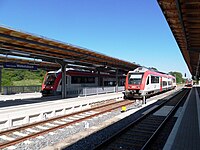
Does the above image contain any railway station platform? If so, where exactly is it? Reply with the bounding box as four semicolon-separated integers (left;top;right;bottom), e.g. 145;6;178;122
164;86;200;150
0;92;42;101
0;92;122;108
0;92;124;130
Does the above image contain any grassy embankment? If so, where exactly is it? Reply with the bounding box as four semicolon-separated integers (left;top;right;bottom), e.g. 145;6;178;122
2;68;46;86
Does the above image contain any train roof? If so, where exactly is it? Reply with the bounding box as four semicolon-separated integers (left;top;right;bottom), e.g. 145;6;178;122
129;67;175;78
48;68;75;74
47;68;120;77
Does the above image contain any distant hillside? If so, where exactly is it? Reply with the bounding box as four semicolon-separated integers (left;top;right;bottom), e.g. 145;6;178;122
2;68;46;86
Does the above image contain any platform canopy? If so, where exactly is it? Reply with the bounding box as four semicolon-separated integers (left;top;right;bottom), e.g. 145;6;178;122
158;0;200;78
0;26;139;74
0;55;60;71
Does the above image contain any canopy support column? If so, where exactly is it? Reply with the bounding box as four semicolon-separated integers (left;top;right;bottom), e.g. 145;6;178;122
56;60;67;99
0;67;2;94
116;69;118;93
97;70;101;86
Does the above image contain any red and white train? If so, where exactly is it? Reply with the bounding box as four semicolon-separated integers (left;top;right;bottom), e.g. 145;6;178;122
185;78;193;87
124;67;176;99
41;68;125;96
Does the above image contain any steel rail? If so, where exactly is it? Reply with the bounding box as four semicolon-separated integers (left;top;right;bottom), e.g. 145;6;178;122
94;89;188;150
141;89;189;149
0;100;128;136
0;100;134;149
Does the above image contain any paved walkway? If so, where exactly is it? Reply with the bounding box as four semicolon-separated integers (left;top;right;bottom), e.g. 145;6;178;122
164;86;200;150
0;92;123;109
0;92;42;101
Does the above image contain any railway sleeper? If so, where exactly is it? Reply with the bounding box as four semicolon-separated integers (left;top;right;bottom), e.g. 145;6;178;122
124;131;152;139
107;144;139;150
107;140;145;150
122;132;149;139
135;123;161;129
146;115;166;120
165;101;180;106
141;117;165;125
129;128;154;135
120;136;149;143
140;117;165;124
139;119;165;125
114;140;139;146
133;126;158;133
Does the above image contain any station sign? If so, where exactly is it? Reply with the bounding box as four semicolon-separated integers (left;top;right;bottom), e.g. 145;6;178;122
3;62;37;70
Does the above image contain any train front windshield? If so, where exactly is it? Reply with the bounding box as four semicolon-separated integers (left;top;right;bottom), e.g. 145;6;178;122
128;73;143;85
44;73;57;86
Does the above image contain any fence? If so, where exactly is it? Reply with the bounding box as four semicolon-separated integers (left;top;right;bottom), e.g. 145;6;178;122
66;86;124;97
1;86;124;96
2;86;41;95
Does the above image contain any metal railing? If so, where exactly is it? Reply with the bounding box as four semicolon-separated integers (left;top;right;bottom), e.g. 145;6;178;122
2;86;41;95
65;86;124;97
1;85;124;96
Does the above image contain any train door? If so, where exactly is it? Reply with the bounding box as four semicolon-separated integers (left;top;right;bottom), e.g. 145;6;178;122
57;75;69;92
145;76;151;93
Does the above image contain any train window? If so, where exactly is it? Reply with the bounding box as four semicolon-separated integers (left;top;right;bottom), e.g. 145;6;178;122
168;81;172;85
71;76;95;84
44;73;56;85
71;76;80;84
146;77;149;85
162;81;167;87
151;76;159;83
128;73;143;85
87;77;95;83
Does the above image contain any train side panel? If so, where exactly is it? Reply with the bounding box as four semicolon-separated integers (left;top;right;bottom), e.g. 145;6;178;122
124;67;176;99
41;69;125;96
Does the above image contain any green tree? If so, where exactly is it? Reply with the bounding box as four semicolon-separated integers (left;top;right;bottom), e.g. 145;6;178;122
149;67;158;71
169;71;183;83
2;68;46;86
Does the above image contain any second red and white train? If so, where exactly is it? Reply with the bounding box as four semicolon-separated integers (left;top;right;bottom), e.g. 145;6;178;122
41;68;125;96
124;67;176;99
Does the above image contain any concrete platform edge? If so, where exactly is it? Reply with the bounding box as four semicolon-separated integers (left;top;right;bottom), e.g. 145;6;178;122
195;88;200;135
163;88;193;150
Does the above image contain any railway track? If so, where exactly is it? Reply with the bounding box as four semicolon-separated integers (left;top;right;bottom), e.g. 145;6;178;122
0;99;134;149
94;89;190;150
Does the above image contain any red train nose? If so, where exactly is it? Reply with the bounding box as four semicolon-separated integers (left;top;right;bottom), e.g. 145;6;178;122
45;85;54;89
128;85;140;89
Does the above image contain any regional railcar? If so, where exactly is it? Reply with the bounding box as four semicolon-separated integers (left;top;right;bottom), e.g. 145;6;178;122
185;79;193;87
123;67;176;99
41;68;125;96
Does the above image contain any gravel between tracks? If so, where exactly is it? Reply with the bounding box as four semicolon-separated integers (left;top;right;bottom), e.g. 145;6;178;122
62;104;141;150
4;105;136;150
43;89;181;150
3;88;181;150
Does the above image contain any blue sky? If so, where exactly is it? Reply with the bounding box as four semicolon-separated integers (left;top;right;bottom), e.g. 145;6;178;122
0;0;191;77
